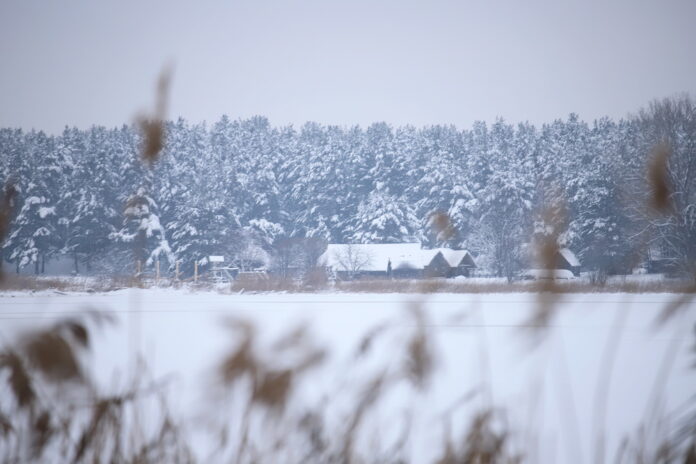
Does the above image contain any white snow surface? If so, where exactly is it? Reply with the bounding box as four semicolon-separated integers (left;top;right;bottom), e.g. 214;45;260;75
523;268;576;279
0;290;694;463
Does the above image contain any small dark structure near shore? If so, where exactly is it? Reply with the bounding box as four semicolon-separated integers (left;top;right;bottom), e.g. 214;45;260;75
555;248;581;276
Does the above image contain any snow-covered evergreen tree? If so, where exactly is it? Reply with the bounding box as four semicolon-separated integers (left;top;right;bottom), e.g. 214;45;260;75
65;127;120;272
475;120;534;280
351;187;419;244
112;187;174;273
5;131;62;273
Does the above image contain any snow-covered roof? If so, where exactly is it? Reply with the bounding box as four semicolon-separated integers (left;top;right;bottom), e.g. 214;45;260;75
523;243;580;269
558;248;580;267
433;249;475;267
208;256;225;263
319;243;423;272
393;249;439;270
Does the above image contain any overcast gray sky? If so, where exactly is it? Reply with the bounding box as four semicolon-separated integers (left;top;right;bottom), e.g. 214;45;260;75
1;0;694;133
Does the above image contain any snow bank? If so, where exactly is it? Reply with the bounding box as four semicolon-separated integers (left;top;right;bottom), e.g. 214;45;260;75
523;268;576;279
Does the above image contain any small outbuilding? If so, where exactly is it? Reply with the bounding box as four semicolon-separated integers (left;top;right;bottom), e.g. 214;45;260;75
556;248;581;276
206;255;240;282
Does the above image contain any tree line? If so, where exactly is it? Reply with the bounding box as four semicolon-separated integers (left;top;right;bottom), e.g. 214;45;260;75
0;95;694;279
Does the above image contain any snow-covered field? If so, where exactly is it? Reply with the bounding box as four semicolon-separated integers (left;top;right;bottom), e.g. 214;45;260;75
1;289;694;462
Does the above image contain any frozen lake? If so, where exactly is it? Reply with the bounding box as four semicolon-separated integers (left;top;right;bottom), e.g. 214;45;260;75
1;290;694;462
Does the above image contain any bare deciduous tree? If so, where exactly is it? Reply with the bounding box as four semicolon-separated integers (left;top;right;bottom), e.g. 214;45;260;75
333;244;373;279
633;95;696;279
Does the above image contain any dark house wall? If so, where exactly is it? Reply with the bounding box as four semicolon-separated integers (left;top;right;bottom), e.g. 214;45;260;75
554;253;580;276
392;268;423;279
336;270;388;280
424;254;450;278
452;254;477;277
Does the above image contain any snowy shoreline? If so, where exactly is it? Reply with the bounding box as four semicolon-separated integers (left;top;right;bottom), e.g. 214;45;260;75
1;274;693;298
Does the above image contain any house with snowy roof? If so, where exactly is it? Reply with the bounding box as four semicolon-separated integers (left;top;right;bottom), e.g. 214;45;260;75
523;245;581;277
431;248;477;277
556;248;581;275
318;243;476;280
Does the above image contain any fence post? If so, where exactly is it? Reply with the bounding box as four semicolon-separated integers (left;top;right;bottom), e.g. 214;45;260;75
156;259;160;283
194;261;198;283
136;260;141;276
175;260;180;281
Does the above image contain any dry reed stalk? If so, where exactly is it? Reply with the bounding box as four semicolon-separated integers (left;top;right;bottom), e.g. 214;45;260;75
137;66;173;166
0;180;18;285
647;141;673;214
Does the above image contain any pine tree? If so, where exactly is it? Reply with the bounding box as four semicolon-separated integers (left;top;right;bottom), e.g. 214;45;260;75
351;187;419;244
65;126;120;273
6;131;63;273
112;187;174;273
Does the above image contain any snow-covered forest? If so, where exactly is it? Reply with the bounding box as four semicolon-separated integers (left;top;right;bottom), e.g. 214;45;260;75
1;95;694;277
